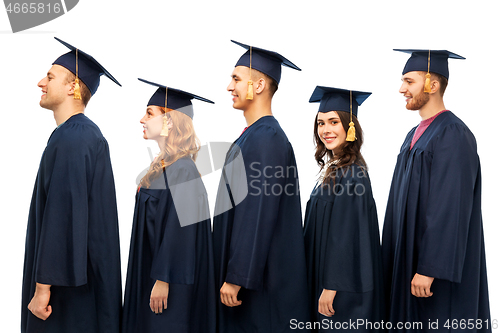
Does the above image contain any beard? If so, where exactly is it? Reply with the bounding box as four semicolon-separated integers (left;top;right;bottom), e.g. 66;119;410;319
406;88;430;110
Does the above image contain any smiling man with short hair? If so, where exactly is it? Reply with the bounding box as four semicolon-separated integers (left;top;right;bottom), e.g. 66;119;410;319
21;37;122;333
382;49;491;332
212;40;310;332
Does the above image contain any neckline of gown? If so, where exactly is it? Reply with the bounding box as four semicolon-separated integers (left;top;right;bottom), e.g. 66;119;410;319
406;110;452;152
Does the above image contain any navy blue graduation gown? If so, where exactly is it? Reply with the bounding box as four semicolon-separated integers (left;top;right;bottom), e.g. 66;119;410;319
213;116;310;333
303;164;385;332
122;157;216;333
21;113;122;333
382;111;490;332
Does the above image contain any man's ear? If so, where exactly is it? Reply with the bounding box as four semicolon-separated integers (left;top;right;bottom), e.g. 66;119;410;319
429;79;440;95
255;78;266;95
68;81;76;97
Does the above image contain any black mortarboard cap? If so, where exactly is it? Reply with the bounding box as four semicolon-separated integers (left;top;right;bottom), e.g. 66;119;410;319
309;86;371;118
394;49;465;79
52;37;121;96
138;78;214;119
232;40;301;84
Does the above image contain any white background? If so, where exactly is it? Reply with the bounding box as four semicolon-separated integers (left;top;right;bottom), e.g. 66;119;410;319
1;0;499;331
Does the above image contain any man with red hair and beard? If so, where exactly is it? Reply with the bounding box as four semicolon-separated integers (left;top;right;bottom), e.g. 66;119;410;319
381;49;491;332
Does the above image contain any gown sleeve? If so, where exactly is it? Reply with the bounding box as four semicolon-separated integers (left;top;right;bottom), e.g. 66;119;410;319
322;168;378;293
224;126;288;291
416;123;479;283
150;164;208;285
34;129;92;287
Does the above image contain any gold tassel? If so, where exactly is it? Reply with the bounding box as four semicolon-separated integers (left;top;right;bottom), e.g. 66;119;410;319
74;78;82;100
74;49;82;100
160;86;169;136
424;73;432;93
346;90;356;142
424;49;432;93
160;115;169;136
346;121;356;141
246;46;254;100
246;80;254;100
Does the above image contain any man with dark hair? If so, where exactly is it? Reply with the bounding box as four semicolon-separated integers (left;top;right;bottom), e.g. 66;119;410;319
213;40;310;332
22;37;122;333
382;49;491;332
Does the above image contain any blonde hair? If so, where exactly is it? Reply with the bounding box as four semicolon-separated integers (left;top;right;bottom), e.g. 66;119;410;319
139;108;200;188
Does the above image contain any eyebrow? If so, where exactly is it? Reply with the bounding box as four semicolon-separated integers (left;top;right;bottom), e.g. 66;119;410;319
317;117;340;121
231;74;240;79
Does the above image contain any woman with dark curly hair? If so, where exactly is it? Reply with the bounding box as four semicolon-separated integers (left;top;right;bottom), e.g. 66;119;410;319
122;79;216;333
303;86;384;332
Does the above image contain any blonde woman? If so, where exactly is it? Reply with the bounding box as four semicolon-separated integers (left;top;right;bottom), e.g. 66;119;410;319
122;79;215;333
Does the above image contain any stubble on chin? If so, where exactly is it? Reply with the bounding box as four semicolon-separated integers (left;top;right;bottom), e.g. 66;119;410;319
406;89;430;111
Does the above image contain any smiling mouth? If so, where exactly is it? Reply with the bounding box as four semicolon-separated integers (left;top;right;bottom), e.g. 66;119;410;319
323;137;336;143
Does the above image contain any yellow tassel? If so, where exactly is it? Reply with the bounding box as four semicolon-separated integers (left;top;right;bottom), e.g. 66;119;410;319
74;78;82;100
346;121;356;141
246;80;253;100
424;73;432;93
160;115;169;136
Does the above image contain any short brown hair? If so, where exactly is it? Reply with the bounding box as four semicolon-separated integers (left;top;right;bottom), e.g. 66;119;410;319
432;72;448;96
251;68;278;96
421;71;448;96
65;71;91;106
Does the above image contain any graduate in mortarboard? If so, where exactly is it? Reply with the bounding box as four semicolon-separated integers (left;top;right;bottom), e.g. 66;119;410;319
212;40;310;332
121;79;216;333
21;37;122;333
382;50;491;331
303;87;385;332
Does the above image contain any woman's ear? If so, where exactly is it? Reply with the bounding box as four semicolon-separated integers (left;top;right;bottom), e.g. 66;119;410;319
166;117;174;130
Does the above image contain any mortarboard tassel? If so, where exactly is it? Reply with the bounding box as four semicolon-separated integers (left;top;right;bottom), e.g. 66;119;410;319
74;49;82;100
424;73;432;93
160;87;170;136
246;46;254;100
346;121;356;141
160;115;170;136
424;50;432;93
346;90;356;142
246;81;254;100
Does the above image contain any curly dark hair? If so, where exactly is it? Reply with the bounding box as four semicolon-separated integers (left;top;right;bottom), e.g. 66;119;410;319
313;111;366;184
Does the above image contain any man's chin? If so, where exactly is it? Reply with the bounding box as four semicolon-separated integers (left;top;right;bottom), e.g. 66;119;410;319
405;103;419;111
39;101;52;110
